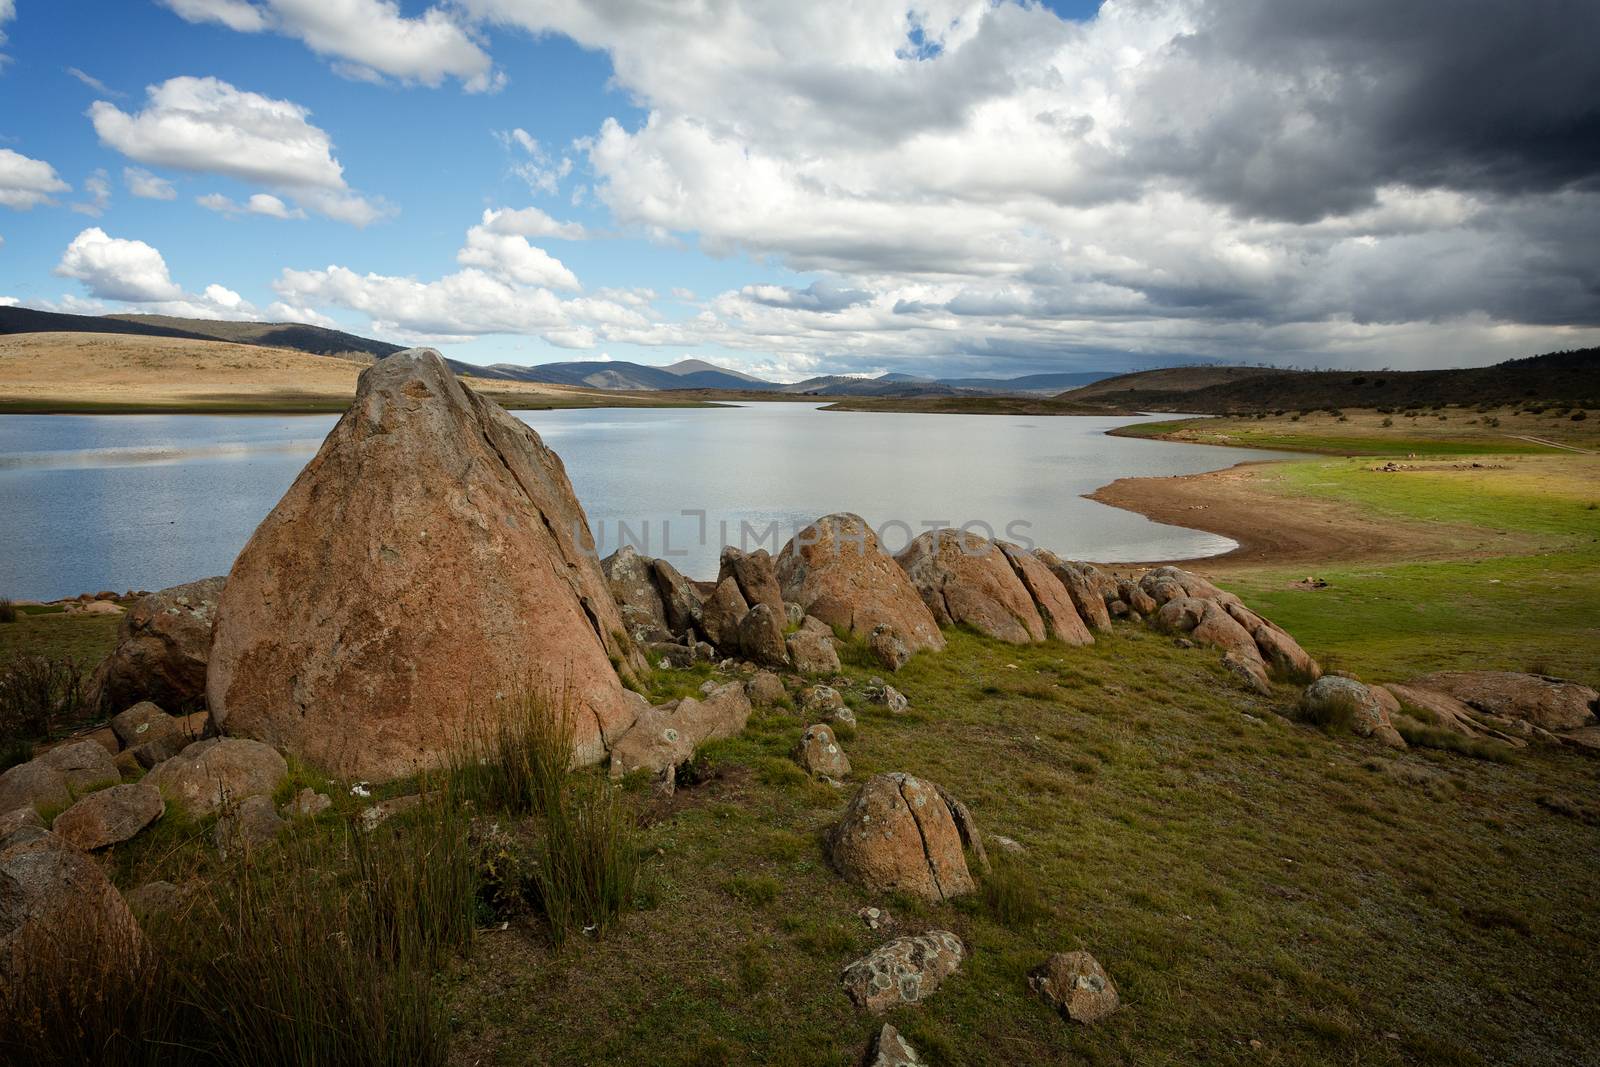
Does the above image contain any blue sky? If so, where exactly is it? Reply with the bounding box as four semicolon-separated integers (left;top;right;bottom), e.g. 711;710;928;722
1;1;1595;380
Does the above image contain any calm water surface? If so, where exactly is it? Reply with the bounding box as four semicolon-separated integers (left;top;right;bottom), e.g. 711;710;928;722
0;404;1290;600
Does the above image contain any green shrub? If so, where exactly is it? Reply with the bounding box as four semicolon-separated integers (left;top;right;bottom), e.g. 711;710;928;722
722;873;782;907
449;689;573;816
529;775;640;943
0;656;89;748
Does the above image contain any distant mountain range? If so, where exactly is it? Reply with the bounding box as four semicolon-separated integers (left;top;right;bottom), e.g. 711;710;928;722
0;305;1118;397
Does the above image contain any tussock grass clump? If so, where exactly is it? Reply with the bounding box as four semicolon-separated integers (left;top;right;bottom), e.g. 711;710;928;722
975;860;1050;930
0;655;88;750
1393;716;1515;763
0;598;16;624
0;795;477;1067
449;690;574;816
451;689;642;944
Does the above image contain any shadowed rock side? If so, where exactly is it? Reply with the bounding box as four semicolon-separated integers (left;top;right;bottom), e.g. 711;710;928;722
206;349;646;780
998;542;1093;645
88;577;224;716
775;513;945;654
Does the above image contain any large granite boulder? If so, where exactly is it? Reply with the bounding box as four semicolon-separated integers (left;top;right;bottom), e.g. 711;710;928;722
37;741;118;794
895;529;1044;644
1033;551;1113;632
776;514;944;656
1301;677;1405;748
0;762;70;817
88;577;224;716
1;832;143;991
787;627;842;675
1145;567;1319;684
206;350;646;779
1410;671;1597;732
999;543;1093;646
828;773;976;902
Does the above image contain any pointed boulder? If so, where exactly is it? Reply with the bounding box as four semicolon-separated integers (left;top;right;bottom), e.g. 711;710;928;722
206;349;646;780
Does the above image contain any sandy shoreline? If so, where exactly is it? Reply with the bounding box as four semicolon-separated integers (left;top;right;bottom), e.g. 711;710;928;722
1087;459;1471;570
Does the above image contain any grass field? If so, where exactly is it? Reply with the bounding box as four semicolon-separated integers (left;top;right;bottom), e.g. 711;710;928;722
2;410;1596;1065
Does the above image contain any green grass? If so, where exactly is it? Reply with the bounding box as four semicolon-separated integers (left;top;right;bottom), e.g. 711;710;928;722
1216;454;1600;685
438;626;1598;1066
1111;418;1557;455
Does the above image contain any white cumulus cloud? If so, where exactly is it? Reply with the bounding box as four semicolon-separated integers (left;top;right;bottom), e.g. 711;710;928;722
197;191;308;219
54;227;184;302
90;76;388;226
161;0;499;91
0;149;71;210
123;167;177;200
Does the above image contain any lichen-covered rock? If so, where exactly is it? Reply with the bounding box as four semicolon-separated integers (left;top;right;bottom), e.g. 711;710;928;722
206;349;645;780
602;545;668;636
864;1024;926;1067
1029;951;1120;1023
828;773;975;902
1000;543;1093;645
794;723;850;778
1302;676;1406;748
776;513;944;655
841;931;965;1013
896;529;1044;644
608;683;753;778
145;738;288;818
50;784;163;850
802;685;846;716
866;684;909;714
738;603;791;667
1116;578;1157;617
787;627;842;675
110;700;176;750
89;577;224;716
866;624;911;671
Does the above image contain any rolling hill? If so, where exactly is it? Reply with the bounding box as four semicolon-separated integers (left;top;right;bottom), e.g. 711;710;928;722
1057;349;1600;412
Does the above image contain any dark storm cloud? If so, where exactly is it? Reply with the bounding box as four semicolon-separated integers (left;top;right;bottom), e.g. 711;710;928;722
1121;0;1600;222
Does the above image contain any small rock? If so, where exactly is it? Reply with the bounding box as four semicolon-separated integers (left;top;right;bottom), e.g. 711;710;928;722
863;1024;926;1067
360;792;426;831
50;783;164;850
802;685;845;716
214;794;285;858
145;737;288;818
110;700;178;749
833;707;858;728
841;931;965;1013
794;723;851;778
1029;951;1119;1023
745;670;787;706
281;787;332;820
867;684;909;713
857;905;894;931
783;601;805;627
866;624;912;671
787;627;842;675
993;834;1025;855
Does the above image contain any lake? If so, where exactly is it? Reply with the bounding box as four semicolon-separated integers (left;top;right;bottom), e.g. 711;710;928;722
0;404;1290;601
